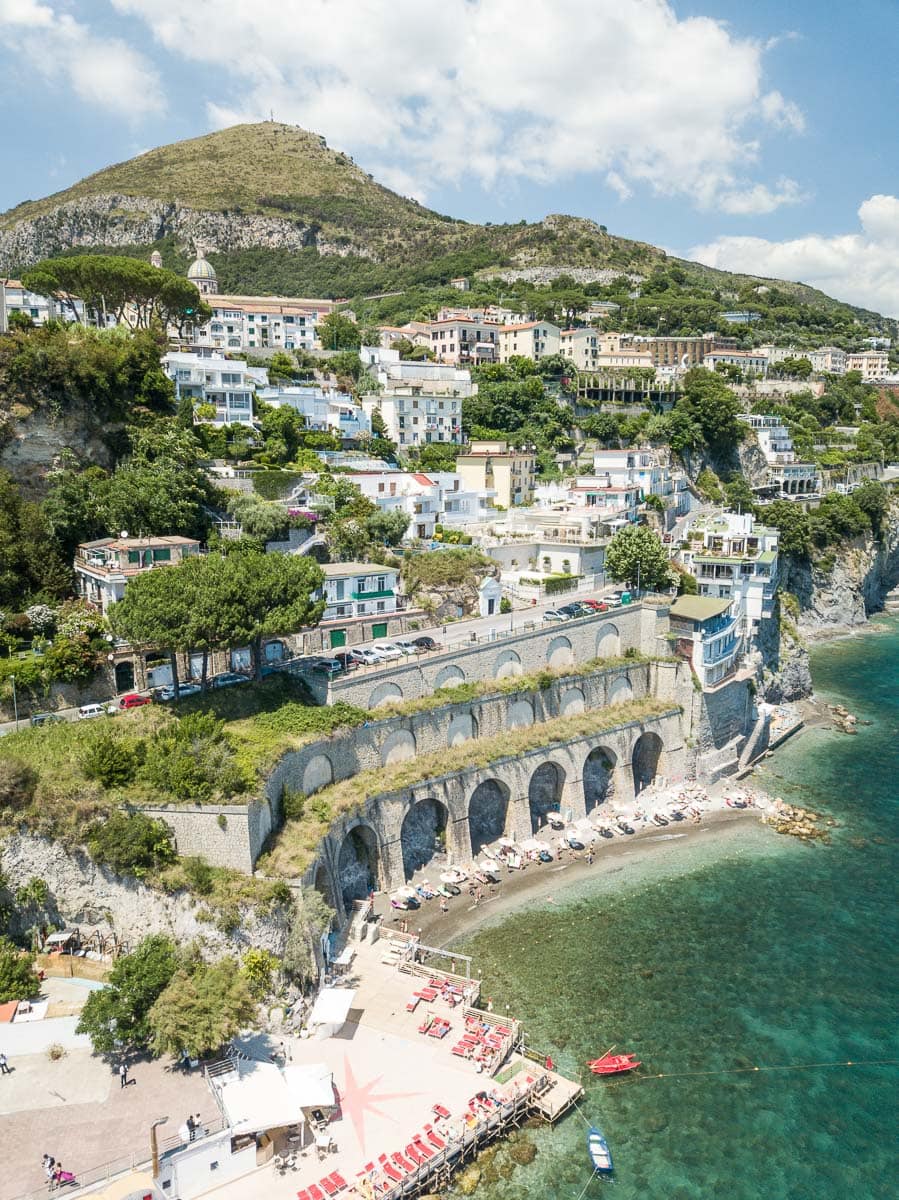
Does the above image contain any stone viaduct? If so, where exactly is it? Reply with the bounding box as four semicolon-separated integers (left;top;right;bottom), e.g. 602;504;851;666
307;707;685;921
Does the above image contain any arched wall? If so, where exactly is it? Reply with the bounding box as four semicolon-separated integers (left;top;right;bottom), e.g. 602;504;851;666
528;761;566;831
583;746;617;813
468;779;511;855
381;729;416;766
369;681;403;707
447;712;477;746
435;665;466;689
302;754;334;795
608;675;633;705
507;699;534;729
596;623;621;659
559;687;586;716
494;649;523;679
546;635;574;669
400;798;449;880
336;822;381;910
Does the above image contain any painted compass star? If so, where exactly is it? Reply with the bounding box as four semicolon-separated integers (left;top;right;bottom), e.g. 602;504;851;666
337;1053;423;1151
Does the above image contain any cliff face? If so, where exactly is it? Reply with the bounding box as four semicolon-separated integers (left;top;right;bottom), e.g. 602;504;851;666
0;833;290;958
783;501;899;634
0;402;120;498
0;193;367;268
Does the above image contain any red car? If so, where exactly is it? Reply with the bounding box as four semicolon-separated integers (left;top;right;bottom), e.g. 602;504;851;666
119;693;152;710
581;599;610;613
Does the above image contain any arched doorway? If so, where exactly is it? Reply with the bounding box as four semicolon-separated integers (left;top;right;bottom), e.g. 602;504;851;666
584;747;616;813
114;660;135;692
400;799;449;880
632;731;663;794
468;780;510;856
528;762;565;832
337;825;380;911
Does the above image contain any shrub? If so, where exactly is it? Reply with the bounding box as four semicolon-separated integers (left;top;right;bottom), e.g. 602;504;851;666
81;734;139;788
139;712;247;801
0;758;38;811
87;811;176;878
241;948;279;998
0;937;40;1002
47;1042;66;1061
181;856;214;896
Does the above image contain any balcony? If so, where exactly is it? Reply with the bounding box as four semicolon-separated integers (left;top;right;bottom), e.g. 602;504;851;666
351;588;395;601
703;632;741;665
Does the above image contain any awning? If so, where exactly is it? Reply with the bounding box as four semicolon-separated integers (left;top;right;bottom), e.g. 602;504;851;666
309;987;357;1029
285;1063;335;1109
218;1063;304;1135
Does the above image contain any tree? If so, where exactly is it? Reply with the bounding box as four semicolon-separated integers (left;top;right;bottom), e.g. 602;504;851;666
217;548;325;679
0;937;40;1003
318;311;361;351
365;509;410;547
148;959;255;1059
227;494;291;543
109;564;195;696
605;525;672;592
766;500;812;559
673;369;744;455
76;935;180;1055
282;889;333;988
853;480;888;535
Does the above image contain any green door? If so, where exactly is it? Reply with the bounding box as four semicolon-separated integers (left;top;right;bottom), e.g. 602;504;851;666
329;628;347;649
372;622;388;639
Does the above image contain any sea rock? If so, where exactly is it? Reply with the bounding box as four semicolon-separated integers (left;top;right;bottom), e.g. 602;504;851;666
457;1165;482;1195
508;1139;537;1165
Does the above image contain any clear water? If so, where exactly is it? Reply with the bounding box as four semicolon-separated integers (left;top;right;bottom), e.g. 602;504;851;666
456;619;899;1200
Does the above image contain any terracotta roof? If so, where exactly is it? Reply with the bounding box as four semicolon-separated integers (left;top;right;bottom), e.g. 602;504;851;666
500;321;543;332
412;473;435;486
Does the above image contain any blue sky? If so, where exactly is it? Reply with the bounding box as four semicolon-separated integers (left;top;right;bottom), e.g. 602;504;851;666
2;0;898;313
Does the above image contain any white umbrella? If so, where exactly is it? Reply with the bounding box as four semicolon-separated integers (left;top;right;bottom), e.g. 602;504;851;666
519;839;543;853
499;837;516;848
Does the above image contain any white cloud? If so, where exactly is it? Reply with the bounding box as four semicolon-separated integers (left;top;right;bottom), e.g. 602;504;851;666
690;195;899;317
718;177;807;216
112;0;805;213
0;0;163;118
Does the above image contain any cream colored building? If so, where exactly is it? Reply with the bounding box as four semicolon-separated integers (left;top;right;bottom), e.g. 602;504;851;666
455;440;536;508
560;329;654;372
497;321;561;363
846;350;889;380
428;317;499;365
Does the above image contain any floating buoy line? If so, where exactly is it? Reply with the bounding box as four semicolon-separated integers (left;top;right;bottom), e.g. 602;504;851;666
615;1057;899;1084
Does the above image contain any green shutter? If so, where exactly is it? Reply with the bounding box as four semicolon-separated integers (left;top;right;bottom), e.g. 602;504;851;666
372;622;388;639
329;629;347;649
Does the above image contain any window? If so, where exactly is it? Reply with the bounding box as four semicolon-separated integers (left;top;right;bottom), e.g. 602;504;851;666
152;548;171;562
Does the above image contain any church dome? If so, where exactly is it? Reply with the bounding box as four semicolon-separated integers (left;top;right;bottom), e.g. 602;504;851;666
187;253;217;282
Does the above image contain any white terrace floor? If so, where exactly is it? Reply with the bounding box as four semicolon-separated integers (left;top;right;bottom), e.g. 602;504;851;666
204;940;525;1200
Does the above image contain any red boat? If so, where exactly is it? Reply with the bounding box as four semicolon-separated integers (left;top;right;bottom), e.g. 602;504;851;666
587;1052;641;1075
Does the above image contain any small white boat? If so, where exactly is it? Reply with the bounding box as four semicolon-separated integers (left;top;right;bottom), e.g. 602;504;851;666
587;1126;613;1173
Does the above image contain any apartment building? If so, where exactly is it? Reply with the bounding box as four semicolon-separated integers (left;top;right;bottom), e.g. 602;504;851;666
319;562;400;630
456;440;536;508
428;317;499;365
846;350;889;381
590;448;692;520
738;413;820;495
0;278;93;330
75;536;201;613
703;349;769;376
259;385;371;439
497;321;561;363
351;471;440;541
565;480;642;526
361;392;463;448
808;346;847;374
639;335;711;369
360;347;475;397
560;329;654;372
677;512;779;634
162;350;263;426
426;471;496;525
668;595;743;689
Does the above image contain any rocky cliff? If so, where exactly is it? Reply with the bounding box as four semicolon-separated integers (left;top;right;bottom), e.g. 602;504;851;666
0;833;291;958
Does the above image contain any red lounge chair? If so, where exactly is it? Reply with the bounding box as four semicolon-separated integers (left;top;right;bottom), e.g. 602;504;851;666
297;1192;311;1200
413;1136;434;1159
433;1104;451;1120
392;1151;415;1172
451;1043;469;1057
418;1017;432;1034
405;1143;425;1165
406;996;420;1012
309;1187;325;1200
319;1179;338;1197
424;1124;446;1150
378;1156;403;1183
357;1163;376;1178
332;1174;348;1191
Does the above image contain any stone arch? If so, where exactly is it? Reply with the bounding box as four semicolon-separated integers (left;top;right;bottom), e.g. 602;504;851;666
114;660;135;692
337;823;381;911
400;798;449;880
313;862;336;911
380;729;416;766
507;698;534;729
528;761;566;832
546;635;574;670
559;687;586;716
584;746;617;813
302;754;334;795
608;674;633;705
435;664;466;689
468;779;511;855
369;681;403;708
494;649;523;679
595;622;621;659
632;731;664;795
448;712;477;746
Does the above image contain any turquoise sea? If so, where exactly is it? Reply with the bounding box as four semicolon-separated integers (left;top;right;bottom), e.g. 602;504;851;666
456;619;899;1200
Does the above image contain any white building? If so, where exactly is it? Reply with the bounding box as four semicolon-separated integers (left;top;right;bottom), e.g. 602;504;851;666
359;347;469;448
351;471;440;541
738;414;820;496
808;346;847;375
559;329;654;373
427;316;499;365
703;349;769;376
0;277;105;330
259;385;370;439
590;448;692;522
162;350;261;426
74;536;202;614
360;347;475;397
668;595;743;690
497;321;561;362
677;512;779;635
846;350;889;381
319;561;400;625
427;471;496;525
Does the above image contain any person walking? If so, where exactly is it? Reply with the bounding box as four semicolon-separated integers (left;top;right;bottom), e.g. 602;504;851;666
0;1052;10;1075
439;896;448;914
119;1062;128;1089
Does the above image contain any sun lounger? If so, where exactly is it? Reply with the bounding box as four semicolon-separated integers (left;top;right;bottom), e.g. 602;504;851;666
406;995;420;1012
433;1104;451;1120
418;1017;432;1033
392;1151;415;1172
309;1187;325;1200
451;1043;470;1057
378;1156;403;1183
297;1192;310;1200
331;1173;347;1191
424;1123;446;1149
413;1137;433;1159
319;1178;338;1197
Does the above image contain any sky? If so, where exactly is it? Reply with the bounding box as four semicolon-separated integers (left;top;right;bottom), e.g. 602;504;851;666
1;0;898;315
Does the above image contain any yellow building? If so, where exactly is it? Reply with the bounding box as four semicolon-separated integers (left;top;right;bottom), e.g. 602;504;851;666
455;440;536;508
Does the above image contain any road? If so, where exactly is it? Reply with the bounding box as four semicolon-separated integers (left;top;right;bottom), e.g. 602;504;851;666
0;582;629;735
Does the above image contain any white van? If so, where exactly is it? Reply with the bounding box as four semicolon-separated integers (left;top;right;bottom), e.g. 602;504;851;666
77;703;107;720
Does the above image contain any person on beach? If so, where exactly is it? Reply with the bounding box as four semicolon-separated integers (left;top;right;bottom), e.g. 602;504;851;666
119;1062;129;1088
0;1052;10;1075
440;897;448;914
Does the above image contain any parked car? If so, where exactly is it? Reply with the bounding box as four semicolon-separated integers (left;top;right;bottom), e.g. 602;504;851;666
355;647;389;666
156;682;201;701
558;602;588;618
78;703;109;720
210;672;251;688
30;712;63;728
333;650;362;672
312;658;344;677
579;599;604;611
392;640;418;656
119;693;152;710
373;642;404;662
412;636;441;651
542;609;570;623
